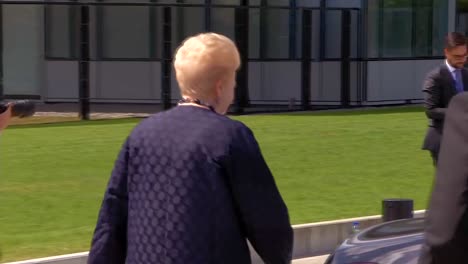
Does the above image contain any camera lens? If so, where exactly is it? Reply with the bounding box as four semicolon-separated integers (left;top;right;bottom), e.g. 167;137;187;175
0;100;36;118
0;102;8;114
11;100;36;118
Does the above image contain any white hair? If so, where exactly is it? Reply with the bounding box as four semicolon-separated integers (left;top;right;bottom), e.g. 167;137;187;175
173;33;240;100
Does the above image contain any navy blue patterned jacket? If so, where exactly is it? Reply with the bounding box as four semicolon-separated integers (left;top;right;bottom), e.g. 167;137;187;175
88;105;293;264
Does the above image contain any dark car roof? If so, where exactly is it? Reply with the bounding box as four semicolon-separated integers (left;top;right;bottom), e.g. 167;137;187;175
330;218;425;264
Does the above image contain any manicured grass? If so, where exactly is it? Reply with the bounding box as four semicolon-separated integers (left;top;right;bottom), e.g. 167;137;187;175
0;106;434;262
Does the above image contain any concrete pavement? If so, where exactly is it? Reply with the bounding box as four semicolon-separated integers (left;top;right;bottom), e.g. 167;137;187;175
293;255;330;264
4;254;330;264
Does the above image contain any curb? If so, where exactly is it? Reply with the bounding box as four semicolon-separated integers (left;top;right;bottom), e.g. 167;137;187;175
4;210;426;264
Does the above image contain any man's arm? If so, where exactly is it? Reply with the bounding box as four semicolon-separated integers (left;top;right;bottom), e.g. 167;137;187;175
88;139;130;264
421;93;468;260
225;124;293;264
423;70;446;121
0;104;12;132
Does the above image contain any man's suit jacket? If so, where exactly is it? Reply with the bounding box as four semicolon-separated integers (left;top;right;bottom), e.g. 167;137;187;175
422;64;468;153
419;92;468;264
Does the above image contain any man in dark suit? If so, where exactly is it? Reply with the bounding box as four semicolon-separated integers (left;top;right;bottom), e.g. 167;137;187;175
419;92;468;264
422;32;468;165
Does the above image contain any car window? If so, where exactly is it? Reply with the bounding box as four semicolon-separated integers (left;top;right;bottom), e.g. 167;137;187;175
360;218;425;240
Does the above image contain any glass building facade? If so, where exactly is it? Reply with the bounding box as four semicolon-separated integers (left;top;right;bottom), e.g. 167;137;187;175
0;0;463;108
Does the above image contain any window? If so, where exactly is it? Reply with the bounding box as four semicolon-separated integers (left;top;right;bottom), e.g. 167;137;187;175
211;0;239;41
45;3;79;59
248;7;261;58
457;0;468;37
366;0;448;58
45;0;359;61
171;1;205;54
211;0;239;4
458;0;468;12
262;7;290;58
45;0;159;60
382;0;413;57
98;0;154;59
249;0;292;59
324;10;343;59
367;0;379;58
431;0;448;56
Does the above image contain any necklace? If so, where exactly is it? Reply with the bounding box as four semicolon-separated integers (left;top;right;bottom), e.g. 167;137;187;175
178;98;215;112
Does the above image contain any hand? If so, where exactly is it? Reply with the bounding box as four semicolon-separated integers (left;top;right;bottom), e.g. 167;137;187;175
0;104;12;132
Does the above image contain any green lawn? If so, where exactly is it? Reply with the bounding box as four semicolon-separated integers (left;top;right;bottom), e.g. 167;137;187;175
0;106;434;262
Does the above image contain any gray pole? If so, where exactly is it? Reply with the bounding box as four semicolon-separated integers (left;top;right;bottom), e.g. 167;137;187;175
79;5;90;120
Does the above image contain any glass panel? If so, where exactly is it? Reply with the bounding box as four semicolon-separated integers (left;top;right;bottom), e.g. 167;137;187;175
249;0;291;59
325;10;342;59
248;8;261;58
457;0;468;36
413;2;432;56
212;0;240;4
382;0;412;57
366;0;379;58
45;5;78;59
100;5;151;58
367;0;448;58
262;8;290;58
295;9;320;60
350;10;359;59
172;7;205;53
432;1;448;56
296;0;320;8
211;8;236;41
266;0;289;6
3;5;44;96
458;0;468;12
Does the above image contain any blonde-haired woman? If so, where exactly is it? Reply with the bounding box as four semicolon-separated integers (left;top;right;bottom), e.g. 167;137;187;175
89;33;293;264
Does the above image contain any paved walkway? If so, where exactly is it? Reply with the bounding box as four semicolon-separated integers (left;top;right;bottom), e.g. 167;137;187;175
34;111;150;119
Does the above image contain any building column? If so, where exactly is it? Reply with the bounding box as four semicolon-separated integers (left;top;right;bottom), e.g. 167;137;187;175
448;0;457;32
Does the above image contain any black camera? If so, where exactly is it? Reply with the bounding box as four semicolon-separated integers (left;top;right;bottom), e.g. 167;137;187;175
0;100;36;118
